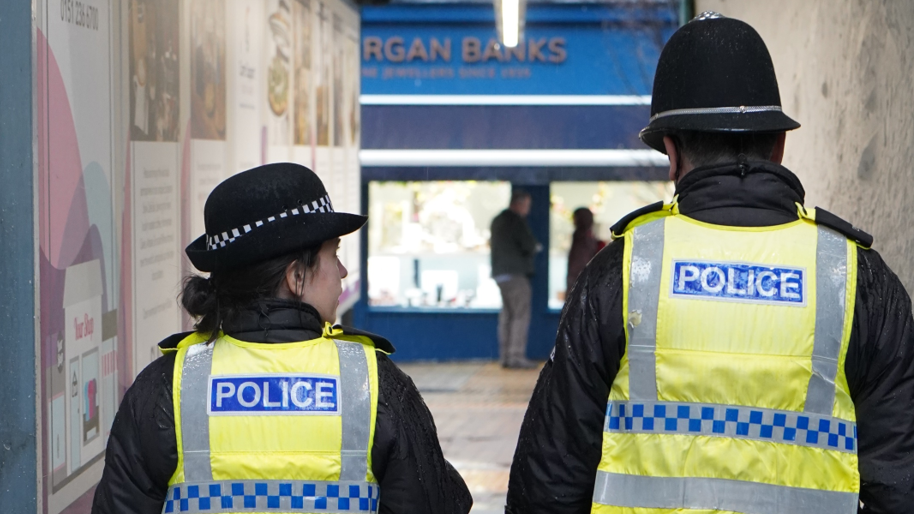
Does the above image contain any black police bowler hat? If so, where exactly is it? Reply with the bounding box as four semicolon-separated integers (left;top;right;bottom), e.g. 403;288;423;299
640;12;801;153
185;162;367;272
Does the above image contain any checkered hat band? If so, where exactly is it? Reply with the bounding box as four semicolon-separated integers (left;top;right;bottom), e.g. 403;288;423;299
206;195;334;251
162;479;379;514
606;400;857;454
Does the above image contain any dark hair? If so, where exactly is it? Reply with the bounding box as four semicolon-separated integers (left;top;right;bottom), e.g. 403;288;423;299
181;245;321;340
510;189;531;205
673;131;781;168
572;207;594;231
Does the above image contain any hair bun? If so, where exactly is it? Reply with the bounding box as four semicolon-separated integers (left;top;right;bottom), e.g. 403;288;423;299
181;275;218;319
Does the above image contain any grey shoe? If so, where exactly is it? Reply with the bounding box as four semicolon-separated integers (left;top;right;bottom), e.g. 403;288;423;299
504;359;539;369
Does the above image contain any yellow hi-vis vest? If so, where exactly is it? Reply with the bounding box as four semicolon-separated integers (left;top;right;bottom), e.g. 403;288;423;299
162;325;380;514
592;204;860;514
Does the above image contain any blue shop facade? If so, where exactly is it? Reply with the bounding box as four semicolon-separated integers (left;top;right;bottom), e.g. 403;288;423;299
352;2;679;361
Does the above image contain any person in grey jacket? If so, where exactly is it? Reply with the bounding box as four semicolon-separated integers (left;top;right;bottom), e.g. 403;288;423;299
490;190;539;368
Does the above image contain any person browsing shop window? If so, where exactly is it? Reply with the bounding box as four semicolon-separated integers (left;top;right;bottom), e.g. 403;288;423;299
490;189;541;369
566;207;604;296
92;163;472;514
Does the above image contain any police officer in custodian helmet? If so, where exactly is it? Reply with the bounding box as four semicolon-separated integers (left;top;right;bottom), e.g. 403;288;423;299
92;163;472;514
507;13;914;514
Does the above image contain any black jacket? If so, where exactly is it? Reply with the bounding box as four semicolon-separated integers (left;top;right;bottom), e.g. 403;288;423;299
92;299;472;514
507;161;914;514
491;209;538;277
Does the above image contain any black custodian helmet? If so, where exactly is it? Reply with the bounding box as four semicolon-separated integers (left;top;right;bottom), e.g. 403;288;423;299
639;12;801;153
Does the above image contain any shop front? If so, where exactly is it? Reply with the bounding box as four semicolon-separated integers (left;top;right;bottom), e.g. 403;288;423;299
354;2;679;361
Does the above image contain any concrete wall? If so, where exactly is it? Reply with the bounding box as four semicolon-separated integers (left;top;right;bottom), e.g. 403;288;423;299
696;0;914;292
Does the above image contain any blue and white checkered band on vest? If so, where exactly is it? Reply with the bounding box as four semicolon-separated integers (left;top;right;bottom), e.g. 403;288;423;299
606;402;856;453
164;481;380;513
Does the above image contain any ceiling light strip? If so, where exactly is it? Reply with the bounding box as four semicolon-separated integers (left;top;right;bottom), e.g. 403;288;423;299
358;149;667;167
360;94;652;106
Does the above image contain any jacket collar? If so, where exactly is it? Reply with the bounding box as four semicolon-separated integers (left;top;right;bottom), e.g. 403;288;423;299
674;160;806;226
222;298;325;343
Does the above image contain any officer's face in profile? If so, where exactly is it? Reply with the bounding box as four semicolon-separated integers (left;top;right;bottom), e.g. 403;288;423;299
284;238;348;323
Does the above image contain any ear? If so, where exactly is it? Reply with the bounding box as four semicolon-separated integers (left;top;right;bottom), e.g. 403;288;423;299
663;135;679;182
281;260;305;300
770;133;787;164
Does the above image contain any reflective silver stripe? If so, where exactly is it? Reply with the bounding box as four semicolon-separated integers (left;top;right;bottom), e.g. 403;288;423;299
627;220;665;400
650;105;784;121
334;340;372;482
162;479;379;514
592;471;858;513
180;343;215;482
806;226;849;415
605;401;856;453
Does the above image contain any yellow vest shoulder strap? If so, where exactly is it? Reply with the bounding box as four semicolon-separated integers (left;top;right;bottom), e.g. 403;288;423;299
612;201;873;249
610;201;676;239
326;325;396;354
806;206;874;249
161;325;396;355
157;331;207;355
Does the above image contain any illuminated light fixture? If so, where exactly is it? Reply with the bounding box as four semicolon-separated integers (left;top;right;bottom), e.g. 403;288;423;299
496;0;526;49
502;0;519;47
359;149;669;167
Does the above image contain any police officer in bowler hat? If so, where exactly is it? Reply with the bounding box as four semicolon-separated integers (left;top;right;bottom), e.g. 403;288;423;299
507;13;914;514
93;163;472;514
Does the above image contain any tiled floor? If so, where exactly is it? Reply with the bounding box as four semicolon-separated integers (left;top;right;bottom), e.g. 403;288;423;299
398;361;542;514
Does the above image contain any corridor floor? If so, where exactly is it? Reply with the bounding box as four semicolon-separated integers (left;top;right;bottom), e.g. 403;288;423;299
398;361;543;514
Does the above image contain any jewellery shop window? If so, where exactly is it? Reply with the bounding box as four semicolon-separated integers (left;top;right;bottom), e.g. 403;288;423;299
367;181;511;309
549;181;674;310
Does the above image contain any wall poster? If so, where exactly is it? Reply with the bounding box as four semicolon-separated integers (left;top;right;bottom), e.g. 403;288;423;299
129;0;180;142
34;0;361;510
340;26;362;311
312;1;333;186
316;1;332;148
264;0;293;162
294;0;313;148
229;0;265;173
38;0;119;511
129;0;182;377
330;13;349;307
331;13;347;198
130;142;182;374
187;139;227;245
190;0;227;141
189;0;228;250
292;0;315;168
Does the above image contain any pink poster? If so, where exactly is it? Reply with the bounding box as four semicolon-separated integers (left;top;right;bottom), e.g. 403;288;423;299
38;0;120;511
